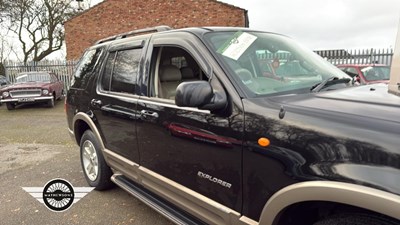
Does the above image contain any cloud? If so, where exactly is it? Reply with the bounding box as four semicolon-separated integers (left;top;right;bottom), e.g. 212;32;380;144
220;0;400;49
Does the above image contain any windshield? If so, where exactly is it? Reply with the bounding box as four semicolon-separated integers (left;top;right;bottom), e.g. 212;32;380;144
205;31;350;97
0;76;8;84
360;66;390;81
16;73;51;83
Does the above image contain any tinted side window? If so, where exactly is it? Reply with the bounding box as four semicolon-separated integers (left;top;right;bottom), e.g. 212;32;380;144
111;49;141;94
101;52;116;91
74;48;103;79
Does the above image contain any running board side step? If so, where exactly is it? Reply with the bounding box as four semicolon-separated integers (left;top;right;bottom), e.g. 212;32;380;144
111;174;204;225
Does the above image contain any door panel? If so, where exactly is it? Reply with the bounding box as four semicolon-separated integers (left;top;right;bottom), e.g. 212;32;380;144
136;98;244;211
92;46;144;164
93;94;140;163
136;33;244;211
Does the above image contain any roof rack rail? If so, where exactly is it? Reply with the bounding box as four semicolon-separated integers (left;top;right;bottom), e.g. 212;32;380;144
95;25;172;44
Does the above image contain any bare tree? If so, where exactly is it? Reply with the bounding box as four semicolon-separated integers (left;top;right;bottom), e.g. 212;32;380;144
0;35;13;61
0;0;10;24
4;0;78;64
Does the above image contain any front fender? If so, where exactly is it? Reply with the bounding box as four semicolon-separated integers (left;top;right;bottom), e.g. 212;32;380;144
259;181;400;225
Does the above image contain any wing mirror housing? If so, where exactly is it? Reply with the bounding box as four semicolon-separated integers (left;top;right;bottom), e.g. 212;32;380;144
175;81;227;111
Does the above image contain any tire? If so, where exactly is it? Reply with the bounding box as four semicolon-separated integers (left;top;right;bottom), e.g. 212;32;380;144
47;95;55;107
57;90;64;100
314;213;400;225
80;130;114;190
6;103;15;110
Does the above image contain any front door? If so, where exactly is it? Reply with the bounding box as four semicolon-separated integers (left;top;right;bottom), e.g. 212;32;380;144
136;35;244;212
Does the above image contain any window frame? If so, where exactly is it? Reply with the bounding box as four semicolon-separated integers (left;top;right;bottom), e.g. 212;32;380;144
98;41;144;96
148;45;207;102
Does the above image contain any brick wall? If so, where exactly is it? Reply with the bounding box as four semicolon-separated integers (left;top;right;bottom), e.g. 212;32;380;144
65;0;247;60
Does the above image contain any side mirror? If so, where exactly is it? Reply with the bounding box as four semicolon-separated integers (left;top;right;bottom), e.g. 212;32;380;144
175;81;227;111
175;81;213;107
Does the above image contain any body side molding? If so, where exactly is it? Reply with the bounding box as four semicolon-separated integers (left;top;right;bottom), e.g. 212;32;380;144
139;166;244;225
259;181;400;225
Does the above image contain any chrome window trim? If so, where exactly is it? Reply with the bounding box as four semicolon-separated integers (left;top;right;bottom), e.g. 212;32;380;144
138;97;211;114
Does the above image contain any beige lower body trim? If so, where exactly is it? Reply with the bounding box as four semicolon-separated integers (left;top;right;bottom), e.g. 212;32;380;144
259;181;400;225
239;216;258;225
139;167;245;225
102;150;253;225
104;149;140;181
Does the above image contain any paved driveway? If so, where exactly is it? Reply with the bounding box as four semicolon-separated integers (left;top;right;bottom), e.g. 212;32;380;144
0;100;173;225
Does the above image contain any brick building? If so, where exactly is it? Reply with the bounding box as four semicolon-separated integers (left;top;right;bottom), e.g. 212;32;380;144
64;0;248;60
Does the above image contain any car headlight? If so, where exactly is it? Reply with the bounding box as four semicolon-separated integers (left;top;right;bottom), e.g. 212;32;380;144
2;91;9;98
42;89;49;95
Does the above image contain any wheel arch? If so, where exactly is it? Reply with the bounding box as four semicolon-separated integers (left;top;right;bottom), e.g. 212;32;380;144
259;181;400;225
72;112;105;151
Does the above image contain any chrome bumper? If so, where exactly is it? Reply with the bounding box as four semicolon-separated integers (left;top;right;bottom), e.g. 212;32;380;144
0;96;53;103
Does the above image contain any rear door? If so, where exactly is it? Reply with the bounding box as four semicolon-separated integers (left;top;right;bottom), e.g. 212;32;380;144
136;32;244;212
91;40;145;163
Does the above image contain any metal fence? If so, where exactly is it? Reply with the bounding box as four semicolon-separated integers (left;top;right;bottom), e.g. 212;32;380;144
314;48;394;66
3;60;77;90
2;48;394;89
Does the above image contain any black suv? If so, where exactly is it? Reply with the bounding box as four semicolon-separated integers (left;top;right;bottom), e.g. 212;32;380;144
66;26;400;225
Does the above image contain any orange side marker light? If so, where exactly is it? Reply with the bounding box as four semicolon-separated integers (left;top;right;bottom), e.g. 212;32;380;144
258;137;270;147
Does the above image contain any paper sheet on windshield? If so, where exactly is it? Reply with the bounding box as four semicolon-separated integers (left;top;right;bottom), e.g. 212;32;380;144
217;31;257;60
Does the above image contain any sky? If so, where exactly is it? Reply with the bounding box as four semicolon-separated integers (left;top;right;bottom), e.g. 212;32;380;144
86;0;400;50
218;0;400;50
9;0;400;61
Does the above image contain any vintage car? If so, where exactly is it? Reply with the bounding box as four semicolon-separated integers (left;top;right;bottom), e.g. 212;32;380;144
0;75;9;86
0;71;63;110
0;75;10;106
337;64;390;84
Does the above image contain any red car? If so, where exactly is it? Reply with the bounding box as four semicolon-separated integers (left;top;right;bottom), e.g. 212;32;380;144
336;64;390;85
0;71;64;110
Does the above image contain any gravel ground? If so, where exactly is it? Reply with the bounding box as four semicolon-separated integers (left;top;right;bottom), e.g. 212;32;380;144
0;100;173;225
